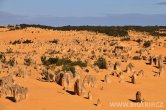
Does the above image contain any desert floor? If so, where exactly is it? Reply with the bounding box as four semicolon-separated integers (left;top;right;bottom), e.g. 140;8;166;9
0;28;166;110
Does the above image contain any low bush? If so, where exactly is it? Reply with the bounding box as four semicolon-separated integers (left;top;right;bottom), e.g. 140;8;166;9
10;40;21;45
41;56;87;68
94;57;107;69
135;39;143;43
10;39;33;45
72;60;87;67
143;41;151;48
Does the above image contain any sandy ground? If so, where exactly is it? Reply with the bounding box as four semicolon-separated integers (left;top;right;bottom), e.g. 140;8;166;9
0;28;166;110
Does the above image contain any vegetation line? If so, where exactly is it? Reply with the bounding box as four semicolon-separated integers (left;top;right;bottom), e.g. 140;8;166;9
7;24;166;37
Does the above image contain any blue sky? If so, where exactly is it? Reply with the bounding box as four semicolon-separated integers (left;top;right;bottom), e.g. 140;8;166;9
0;0;166;26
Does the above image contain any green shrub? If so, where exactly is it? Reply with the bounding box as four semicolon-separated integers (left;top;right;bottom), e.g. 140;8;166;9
10;40;21;45
41;56;87;68
9;24;166;37
56;57;72;66
47;57;59;65
135;39;142;43
143;41;151;48
72;60;87;67
94;57;107;69
10;39;33;45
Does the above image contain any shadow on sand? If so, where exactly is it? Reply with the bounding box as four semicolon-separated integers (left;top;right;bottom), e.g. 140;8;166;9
128;99;137;103
66;90;75;95
6;97;15;102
